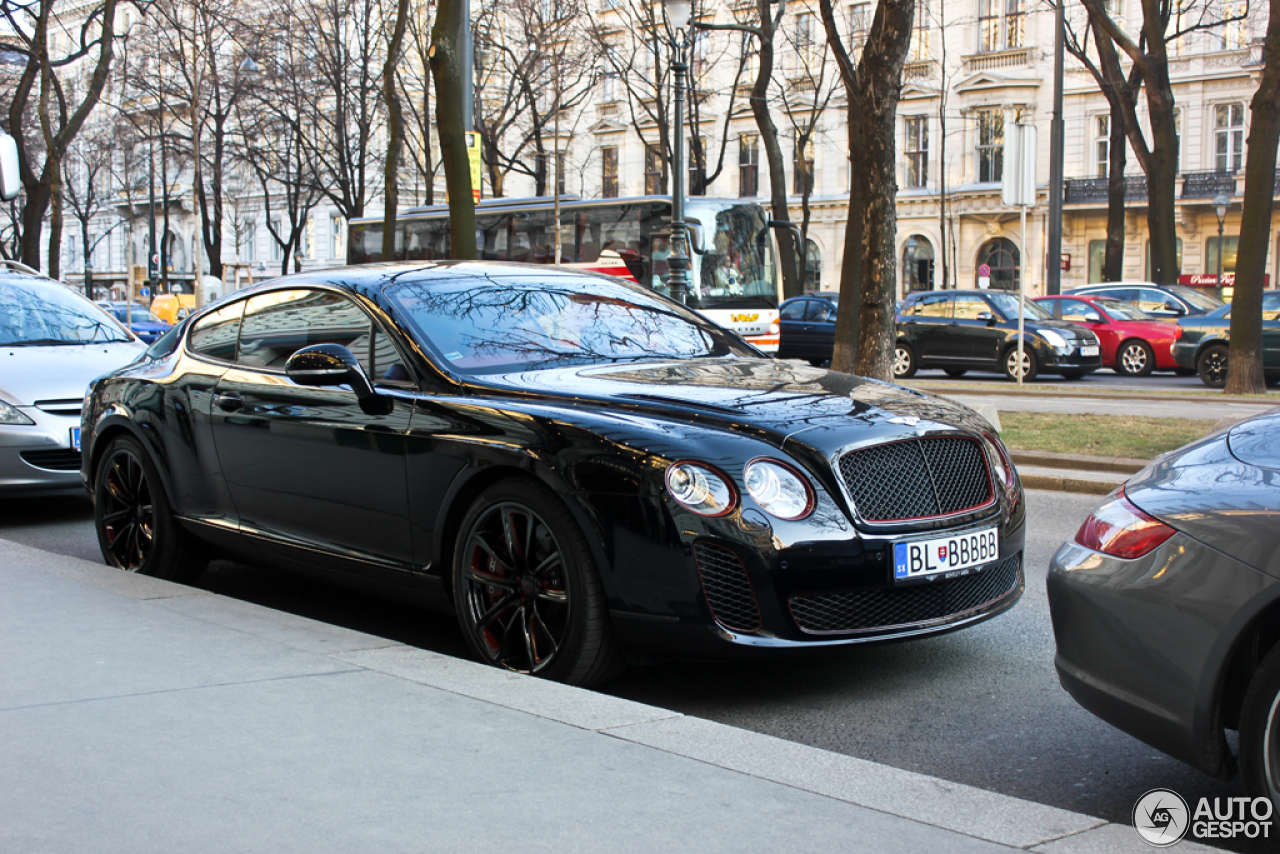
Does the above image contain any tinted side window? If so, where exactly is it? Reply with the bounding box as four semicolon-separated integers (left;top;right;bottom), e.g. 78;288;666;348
238;289;373;371
915;294;950;317
187;301;245;362
952;295;990;320
805;300;835;322
781;300;807;321
1061;300;1103;322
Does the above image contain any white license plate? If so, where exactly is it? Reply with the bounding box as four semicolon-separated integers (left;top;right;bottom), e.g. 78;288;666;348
893;527;998;583
1081;345;1099;356
71;427;81;451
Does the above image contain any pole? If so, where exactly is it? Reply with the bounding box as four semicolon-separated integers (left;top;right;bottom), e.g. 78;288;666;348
148;118;157;302
1217;217;1224;293
1018;204;1027;386
554;51;562;266
667;31;690;305
1046;0;1065;295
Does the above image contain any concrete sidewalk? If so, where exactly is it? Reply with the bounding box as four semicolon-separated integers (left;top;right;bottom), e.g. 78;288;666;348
0;538;1222;853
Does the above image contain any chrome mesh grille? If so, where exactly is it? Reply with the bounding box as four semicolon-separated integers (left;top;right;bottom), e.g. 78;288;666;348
693;542;762;634
838;437;992;521
789;554;1020;634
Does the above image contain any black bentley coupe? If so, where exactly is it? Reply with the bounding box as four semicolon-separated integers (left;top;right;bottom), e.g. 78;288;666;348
82;262;1025;686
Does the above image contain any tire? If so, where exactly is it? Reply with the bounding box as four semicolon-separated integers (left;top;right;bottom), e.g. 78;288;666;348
1239;643;1280;814
892;342;918;379
1115;339;1156;377
943;368;968;378
1197;344;1229;388
93;435;206;582
452;479;624;687
1003;345;1038;382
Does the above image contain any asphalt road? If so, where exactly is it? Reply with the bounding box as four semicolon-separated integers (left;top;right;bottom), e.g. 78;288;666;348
0;489;1267;853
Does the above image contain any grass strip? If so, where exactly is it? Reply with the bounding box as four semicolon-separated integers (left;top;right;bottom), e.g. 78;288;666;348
999;411;1215;459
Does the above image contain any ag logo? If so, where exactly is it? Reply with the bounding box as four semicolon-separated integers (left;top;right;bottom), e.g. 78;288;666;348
1133;788;1189;847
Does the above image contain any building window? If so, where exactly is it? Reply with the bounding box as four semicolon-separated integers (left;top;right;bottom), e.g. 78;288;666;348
1095;115;1110;178
793;127;815;195
644;143;662;196
601;146;619;198
331;215;345;260
556;151;567;196
904;116;928;189
1215;103;1245;173
1216;3;1249;49
1088;239;1107;282
976;108;1003;183
902;235;935;293
795;12;817;70
739;133;759;197
977;237;1019;290
1207;236;1239;275
269;217;283;261
848;2;870;56
978;0;1023;52
910;1;930;61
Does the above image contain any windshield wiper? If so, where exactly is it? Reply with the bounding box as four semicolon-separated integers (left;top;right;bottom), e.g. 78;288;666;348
3;338;82;347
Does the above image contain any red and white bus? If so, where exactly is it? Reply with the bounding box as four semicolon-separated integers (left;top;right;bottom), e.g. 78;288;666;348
346;195;783;351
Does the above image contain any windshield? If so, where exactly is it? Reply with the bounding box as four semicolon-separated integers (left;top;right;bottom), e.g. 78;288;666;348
386;273;757;374
1167;285;1225;311
0;277;133;345
1093;299;1153;321
985;292;1053;321
689;202;778;310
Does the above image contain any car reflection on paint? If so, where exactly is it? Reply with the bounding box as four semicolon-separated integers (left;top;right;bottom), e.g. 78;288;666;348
83;261;1025;686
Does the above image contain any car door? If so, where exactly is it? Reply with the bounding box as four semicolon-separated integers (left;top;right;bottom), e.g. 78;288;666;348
778;299;809;358
1059;299;1116;362
801;298;837;360
1263;292;1280;370
208;287;417;572
950;294;1005;365
900;293;951;363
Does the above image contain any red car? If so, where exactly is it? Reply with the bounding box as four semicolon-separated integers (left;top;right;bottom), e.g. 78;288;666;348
1034;295;1181;376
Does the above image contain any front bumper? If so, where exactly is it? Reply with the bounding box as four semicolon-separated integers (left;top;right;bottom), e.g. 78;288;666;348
1042;345;1103;372
0;403;85;497
1047;535;1277;778
1171;340;1200;370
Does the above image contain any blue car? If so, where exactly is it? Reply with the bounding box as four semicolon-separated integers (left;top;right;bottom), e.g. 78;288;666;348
95;302;172;344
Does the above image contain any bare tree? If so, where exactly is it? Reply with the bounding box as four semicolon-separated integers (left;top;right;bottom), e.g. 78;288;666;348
382;0;411;261
431;0;477;257
62;120;125;296
401;3;439;206
1227;0;1280;394
2;0;121;274
820;0;916;380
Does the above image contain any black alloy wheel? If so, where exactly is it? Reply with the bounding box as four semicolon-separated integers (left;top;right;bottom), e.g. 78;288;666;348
453;479;623;687
93;436;205;582
1003;345;1038;382
1240;644;1280;815
892;342;918;379
1197;344;1229;388
1116;339;1156;377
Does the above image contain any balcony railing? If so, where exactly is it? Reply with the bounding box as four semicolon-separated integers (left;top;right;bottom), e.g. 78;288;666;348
1180;171;1236;198
964;46;1037;72
1064;175;1148;204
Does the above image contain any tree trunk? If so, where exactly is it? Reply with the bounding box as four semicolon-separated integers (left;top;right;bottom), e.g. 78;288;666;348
382;0;411;262
821;0;915;380
753;0;801;298
1104;99;1126;282
1225;0;1280;394
1144;83;1180;284
431;0;477;259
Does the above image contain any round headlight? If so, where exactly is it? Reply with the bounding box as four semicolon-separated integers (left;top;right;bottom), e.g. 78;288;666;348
743;459;813;521
665;462;735;517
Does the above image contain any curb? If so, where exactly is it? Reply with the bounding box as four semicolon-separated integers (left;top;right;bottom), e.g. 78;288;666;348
905;380;1278;406
1010;450;1147;475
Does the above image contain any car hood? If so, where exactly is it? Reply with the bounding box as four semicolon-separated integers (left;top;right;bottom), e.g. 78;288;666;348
0;341;145;406
1027;319;1097;340
1124;408;1280;578
473;357;997;445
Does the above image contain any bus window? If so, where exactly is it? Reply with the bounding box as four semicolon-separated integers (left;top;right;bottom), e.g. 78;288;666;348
404;219;448;261
348;221;385;264
476;212;511;261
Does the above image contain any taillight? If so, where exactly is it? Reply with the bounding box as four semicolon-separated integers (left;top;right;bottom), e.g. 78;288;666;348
1074;489;1175;559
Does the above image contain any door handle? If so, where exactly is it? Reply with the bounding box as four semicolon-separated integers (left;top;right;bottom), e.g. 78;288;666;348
214;393;243;412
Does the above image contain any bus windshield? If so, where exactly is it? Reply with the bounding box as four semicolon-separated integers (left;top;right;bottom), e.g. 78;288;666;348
684;201;777;311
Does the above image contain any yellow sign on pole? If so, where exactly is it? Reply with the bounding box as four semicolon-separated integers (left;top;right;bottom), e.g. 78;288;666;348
466;132;482;203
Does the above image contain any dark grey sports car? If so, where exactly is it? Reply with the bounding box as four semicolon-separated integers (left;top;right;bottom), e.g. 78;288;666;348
1049;408;1280;810
82;262;1025;685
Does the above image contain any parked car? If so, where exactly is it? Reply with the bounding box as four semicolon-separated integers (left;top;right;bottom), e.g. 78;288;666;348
1048;409;1280;812
1170;290;1280;387
1066;282;1223;319
149;292;197;324
0;261;145;496
83;262;1025;686
777;291;839;364
95;301;172;344
1033;295;1181;377
894;289;1102;382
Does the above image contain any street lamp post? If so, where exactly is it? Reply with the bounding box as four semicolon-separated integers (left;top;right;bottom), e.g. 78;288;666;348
663;0;692;305
1214;194;1230;297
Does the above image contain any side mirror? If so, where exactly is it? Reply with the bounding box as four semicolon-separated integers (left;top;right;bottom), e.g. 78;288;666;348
0;133;20;201
285;343;390;415
976;311;996;324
